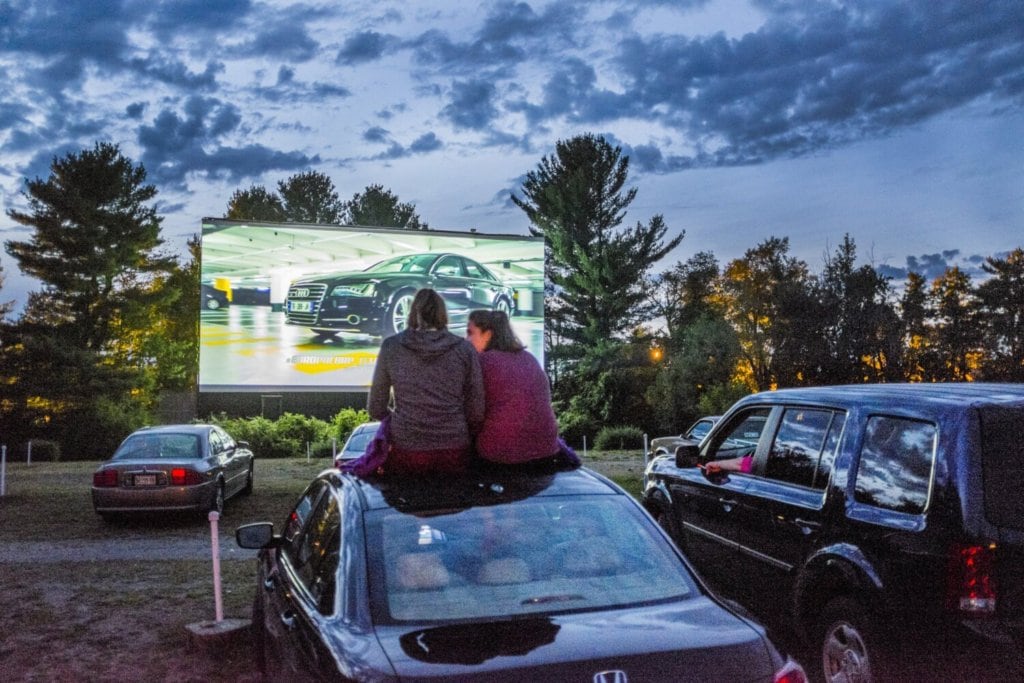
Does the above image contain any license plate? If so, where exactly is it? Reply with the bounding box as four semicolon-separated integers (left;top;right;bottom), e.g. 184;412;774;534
134;474;157;486
290;301;312;312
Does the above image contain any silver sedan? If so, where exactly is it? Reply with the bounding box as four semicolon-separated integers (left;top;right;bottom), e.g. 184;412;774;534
91;424;254;521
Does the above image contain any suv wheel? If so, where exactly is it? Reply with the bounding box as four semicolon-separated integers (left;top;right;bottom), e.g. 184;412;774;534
818;597;884;683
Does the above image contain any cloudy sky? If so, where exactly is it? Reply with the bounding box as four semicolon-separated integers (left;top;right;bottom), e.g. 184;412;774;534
1;0;1022;312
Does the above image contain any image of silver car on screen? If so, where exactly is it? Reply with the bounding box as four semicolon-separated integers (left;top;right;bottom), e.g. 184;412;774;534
284;252;517;340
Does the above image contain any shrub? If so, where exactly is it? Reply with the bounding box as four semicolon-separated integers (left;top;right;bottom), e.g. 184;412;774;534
593;425;645;451
210;414;301;459
331;407;371;442
275;412;333;447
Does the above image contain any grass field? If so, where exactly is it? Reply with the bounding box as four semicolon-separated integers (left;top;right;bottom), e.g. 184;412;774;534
0;452;645;681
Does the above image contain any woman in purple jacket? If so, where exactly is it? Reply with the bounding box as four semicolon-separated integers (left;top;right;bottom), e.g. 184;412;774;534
466;309;573;466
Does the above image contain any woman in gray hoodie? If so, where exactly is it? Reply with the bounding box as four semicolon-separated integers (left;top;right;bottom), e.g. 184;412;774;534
367;288;485;475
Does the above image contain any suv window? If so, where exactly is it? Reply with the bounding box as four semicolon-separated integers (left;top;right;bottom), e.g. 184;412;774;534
854;416;936;514
765;408;845;489
979;406;1024;530
706;408;770;463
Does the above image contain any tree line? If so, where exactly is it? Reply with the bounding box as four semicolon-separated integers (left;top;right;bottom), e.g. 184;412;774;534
1;137;1021;458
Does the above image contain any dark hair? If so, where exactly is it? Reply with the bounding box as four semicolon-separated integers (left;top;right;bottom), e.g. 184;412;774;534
408;288;448;330
468;309;525;352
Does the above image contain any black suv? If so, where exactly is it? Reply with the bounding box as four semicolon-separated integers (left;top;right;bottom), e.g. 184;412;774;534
643;383;1024;682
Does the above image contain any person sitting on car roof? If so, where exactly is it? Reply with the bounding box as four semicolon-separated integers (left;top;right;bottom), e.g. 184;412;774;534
366;288;485;475
466;309;578;470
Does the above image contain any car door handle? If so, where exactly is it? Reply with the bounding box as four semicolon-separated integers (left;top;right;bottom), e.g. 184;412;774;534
280;611;297;630
792;518;821;534
718;497;737;512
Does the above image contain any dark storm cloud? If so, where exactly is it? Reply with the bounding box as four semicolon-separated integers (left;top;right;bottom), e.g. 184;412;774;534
146;0;254;39
125;102;147;119
410;1;576;75
363;126;391;143
137;95;315;186
409;132;442;153
877;249;991;281
337;31;396;65
367;131;443;160
0;102;31;130
442;80;499;130
605;0;1024;168
254;67;351;103
127;57;223;91
235;24;320;62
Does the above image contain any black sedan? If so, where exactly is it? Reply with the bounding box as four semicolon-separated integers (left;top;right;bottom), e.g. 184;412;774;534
235;466;806;681
284;252;516;339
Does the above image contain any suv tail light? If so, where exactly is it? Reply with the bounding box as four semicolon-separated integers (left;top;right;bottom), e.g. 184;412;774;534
947;543;997;616
170;468;204;486
93;469;119;487
773;658;808;683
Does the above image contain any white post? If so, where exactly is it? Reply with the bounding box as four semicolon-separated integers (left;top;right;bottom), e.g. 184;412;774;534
306;441;311;463
583;435;588;459
642;433;650;489
332;437;337;460
208;511;224;622
1;444;6;497
26;439;32;466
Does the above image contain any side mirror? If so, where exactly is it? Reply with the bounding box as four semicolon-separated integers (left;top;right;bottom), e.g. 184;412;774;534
675;443;700;469
236;522;276;549
237;440;251;449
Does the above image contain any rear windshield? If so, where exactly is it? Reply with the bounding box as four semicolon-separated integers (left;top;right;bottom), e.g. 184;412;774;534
366;496;697;624
113;433;200;460
979;406;1024;530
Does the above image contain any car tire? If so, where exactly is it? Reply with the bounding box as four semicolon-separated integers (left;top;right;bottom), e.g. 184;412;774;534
211;482;225;516
386;291;416;336
816;597;887;683
494;297;512;316
205;297;220;310
242;463;254;496
251;593;268;676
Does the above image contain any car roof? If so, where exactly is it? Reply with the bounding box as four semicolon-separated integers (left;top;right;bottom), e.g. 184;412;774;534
130;424;213;436
744;383;1024;409
342;467;623;513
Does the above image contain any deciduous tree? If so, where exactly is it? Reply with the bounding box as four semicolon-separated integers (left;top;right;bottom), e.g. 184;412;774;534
277;170;343;224
344;184;427;229
225;184;285;221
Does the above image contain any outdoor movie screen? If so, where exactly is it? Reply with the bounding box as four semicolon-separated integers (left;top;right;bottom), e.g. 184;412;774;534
199;218;546;393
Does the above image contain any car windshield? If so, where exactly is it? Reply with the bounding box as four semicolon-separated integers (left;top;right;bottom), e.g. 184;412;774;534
343;428;375;454
367;496;697;624
112;433;200;460
365;254;438;274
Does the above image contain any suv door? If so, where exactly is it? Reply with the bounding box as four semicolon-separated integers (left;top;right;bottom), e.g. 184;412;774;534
665;406;772;591
725;406;846;617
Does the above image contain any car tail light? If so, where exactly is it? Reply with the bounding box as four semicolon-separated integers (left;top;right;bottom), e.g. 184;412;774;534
93;469;119;487
170;468;204;486
773;658;808;683
947;542;997;615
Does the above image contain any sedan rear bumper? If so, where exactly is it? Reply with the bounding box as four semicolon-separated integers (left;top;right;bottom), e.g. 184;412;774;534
91;482;216;513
